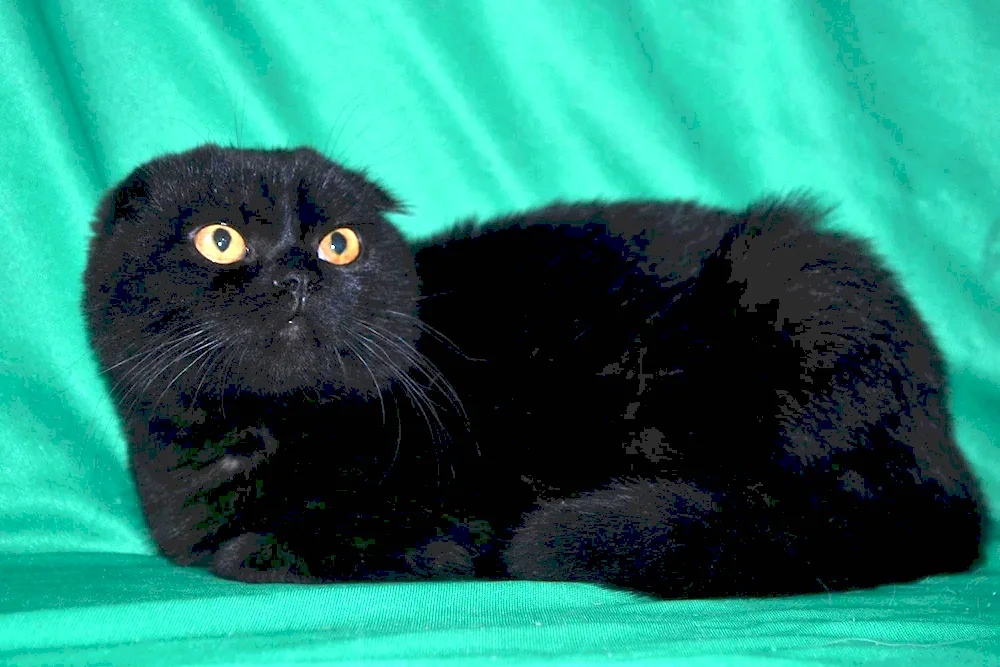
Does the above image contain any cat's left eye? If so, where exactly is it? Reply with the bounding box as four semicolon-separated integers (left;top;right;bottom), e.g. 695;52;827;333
318;228;361;266
193;224;247;264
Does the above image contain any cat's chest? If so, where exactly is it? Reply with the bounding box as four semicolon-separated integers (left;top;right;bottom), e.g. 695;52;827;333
177;393;464;490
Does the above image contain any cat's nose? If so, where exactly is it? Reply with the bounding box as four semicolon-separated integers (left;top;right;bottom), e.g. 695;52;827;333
273;271;310;297
274;271;311;318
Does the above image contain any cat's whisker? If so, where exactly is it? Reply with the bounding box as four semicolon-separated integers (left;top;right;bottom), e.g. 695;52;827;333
396;373;452;483
341;338;386;426
109;314;219;376
338;332;404;483
189;341;232;408
220;344;250;421
332;341;348;381
105;328;187;372
384;310;486;362
347;334;425;425
357;322;457;395
348;317;468;424
153;341;225;409
345;330;453;483
112;325;216;388
119;335;225;414
108;322;205;374
378;396;405;486
351;318;444;382
347;330;447;427
134;336;220;389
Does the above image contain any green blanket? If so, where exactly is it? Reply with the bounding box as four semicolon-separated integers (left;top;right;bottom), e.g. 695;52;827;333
2;1;998;664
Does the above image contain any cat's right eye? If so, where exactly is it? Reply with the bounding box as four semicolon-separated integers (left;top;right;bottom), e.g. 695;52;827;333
318;228;361;266
193;224;247;265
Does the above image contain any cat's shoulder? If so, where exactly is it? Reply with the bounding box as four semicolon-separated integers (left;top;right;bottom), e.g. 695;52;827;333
409;192;837;254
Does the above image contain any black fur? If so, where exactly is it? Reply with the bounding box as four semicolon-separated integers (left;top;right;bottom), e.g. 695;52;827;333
83;144;984;598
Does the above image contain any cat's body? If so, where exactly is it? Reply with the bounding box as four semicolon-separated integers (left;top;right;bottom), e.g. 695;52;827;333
84;144;983;598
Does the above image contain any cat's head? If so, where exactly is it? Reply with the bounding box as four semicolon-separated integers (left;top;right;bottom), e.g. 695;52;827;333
84;144;420;402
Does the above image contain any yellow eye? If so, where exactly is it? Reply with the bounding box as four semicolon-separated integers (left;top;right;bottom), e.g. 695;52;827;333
318;228;361;266
193;224;247;265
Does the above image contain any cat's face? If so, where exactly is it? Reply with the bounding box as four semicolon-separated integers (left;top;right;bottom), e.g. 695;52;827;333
84;145;420;403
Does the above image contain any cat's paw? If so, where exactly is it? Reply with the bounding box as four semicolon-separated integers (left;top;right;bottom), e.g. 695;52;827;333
403;537;475;577
204;433;275;483
211;532;318;583
188;454;255;490
503;480;718;587
216;455;250;475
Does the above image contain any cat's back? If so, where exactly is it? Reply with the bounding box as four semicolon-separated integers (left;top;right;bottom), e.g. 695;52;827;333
406;196;962;490
409;199;722;391
406;197;817;486
410;195;842;297
413;199;733;290
409;196;838;353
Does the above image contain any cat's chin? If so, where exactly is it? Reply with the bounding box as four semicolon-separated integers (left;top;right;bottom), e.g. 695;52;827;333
255;319;330;365
264;315;320;344
234;340;389;401
277;319;307;340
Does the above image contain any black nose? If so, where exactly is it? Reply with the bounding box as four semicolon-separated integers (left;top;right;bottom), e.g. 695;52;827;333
274;271;311;317
274;271;310;295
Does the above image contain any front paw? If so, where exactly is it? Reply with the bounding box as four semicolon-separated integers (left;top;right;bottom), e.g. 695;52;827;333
211;532;318;583
212;452;265;480
209;426;279;479
504;480;717;586
404;537;475;577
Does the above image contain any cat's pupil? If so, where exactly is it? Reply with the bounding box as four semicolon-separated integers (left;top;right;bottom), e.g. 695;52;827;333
213;228;231;252
330;232;347;254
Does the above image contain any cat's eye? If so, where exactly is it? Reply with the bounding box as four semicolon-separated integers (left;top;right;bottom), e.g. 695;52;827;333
193;224;247;265
318;228;361;266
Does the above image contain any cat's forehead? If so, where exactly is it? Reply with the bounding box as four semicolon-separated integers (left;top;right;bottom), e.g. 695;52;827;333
200;151;337;212
161;147;384;235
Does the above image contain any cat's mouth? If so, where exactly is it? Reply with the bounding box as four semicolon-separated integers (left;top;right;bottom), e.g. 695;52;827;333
269;317;324;349
278;318;305;339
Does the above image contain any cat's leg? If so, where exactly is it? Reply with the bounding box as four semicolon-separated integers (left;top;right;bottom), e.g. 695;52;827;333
210;526;483;584
502;472;981;598
210;531;317;582
132;424;279;568
503;479;729;596
208;502;491;584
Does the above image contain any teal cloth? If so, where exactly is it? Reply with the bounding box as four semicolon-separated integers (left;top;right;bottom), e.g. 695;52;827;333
1;1;998;664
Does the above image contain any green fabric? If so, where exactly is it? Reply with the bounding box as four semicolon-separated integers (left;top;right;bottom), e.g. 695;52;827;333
1;1;999;664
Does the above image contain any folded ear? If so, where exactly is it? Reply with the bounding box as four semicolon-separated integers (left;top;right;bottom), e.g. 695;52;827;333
340;166;406;215
92;143;226;237
94;167;153;237
294;146;406;216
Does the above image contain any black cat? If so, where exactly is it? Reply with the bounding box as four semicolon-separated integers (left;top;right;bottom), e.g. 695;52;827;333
83;144;983;598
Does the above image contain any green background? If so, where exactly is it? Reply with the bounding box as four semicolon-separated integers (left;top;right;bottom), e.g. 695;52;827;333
1;1;999;664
